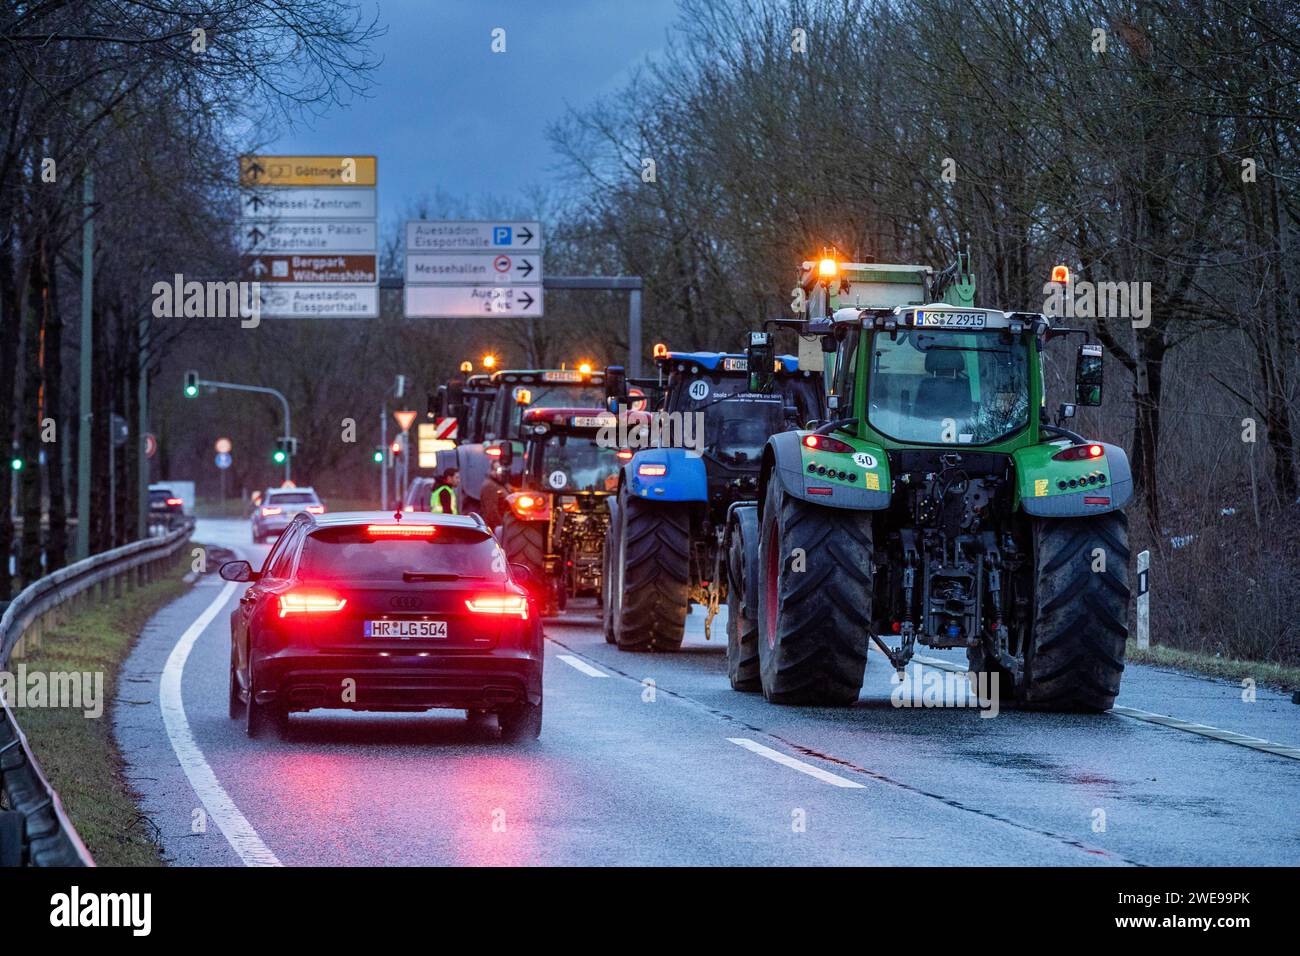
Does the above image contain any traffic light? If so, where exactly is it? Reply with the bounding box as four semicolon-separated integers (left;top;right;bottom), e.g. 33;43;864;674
390;439;403;456
183;370;199;398
273;436;299;464
9;457;21;472
372;447;384;464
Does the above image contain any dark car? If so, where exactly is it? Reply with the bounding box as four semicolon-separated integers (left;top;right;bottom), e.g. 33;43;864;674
148;487;185;531
220;511;543;742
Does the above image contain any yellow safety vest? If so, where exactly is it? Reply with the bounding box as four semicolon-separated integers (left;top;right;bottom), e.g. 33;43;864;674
431;485;458;514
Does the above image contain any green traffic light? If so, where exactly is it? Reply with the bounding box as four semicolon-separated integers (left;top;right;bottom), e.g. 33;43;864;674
9;458;21;472
272;450;287;464
372;450;384;463
184;385;198;398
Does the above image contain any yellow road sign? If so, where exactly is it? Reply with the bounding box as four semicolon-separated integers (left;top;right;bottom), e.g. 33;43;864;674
240;155;377;187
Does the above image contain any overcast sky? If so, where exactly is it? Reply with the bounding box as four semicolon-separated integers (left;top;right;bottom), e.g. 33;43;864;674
267;0;679;223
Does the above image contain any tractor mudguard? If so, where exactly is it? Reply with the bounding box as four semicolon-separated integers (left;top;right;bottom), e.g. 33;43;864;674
1015;440;1133;516
624;447;708;502
762;430;892;511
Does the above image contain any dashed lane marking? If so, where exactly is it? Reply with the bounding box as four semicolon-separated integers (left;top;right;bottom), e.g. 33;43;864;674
160;581;282;866
557;653;609;677
727;737;866;788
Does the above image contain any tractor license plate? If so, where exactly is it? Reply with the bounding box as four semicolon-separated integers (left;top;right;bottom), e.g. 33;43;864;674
572;416;613;428
916;310;986;328
721;358;749;371
364;620;448;639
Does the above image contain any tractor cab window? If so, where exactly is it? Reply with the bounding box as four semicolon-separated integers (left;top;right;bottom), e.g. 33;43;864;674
832;328;860;414
506;385;605;437
866;330;1030;445
702;397;783;466
532;435;622;492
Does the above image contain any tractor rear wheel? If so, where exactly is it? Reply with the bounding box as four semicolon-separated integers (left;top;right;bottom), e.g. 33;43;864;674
601;502;619;643
756;479;871;705
726;512;760;691
1019;511;1130;712
613;492;690;652
501;512;554;614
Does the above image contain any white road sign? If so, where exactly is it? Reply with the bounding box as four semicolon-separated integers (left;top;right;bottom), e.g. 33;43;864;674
405;252;542;285
241;187;376;219
258;284;379;318
405;220;542;252
242;220;377;254
404;284;543;318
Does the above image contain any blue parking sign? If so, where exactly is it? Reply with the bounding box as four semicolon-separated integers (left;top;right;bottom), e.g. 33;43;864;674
492;226;512;245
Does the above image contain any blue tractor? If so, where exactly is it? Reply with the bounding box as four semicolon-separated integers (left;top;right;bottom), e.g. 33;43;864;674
601;334;826;675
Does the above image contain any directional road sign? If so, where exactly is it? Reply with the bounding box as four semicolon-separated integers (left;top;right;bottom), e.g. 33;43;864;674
240;187;376;219
404;285;542;319
241;220;377;254
240;155;377;187
242;254;377;284
257;285;379;319
405;252;542;285
405;220;541;252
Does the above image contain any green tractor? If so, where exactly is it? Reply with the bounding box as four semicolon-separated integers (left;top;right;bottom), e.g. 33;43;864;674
737;258;1131;712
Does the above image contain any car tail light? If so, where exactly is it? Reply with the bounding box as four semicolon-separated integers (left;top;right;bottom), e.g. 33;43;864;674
166;497;183;506
465;594;529;620
637;463;667;477
305;505;324;514
803;434;854;453
261;506;282;516
366;524;436;537
1052;443;1104;462
278;590;348;617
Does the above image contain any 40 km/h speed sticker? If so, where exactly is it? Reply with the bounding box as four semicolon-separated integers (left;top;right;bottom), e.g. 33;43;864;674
852;452;877;469
548;470;568;489
688;380;710;401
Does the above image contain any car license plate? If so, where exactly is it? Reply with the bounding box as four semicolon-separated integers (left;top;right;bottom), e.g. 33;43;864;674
572;415;613;428
916;310;986;328
364;620;448;639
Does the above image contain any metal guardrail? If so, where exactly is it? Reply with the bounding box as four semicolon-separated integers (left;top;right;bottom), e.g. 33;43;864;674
0;520;195;866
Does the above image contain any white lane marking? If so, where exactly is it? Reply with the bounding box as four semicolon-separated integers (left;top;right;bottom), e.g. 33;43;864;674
159;581;283;866
727;737;865;788
883;647;1300;762
557;654;608;678
1110;706;1300;761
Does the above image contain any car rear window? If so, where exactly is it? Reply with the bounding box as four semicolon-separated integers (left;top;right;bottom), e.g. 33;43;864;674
268;492;316;504
296;525;505;582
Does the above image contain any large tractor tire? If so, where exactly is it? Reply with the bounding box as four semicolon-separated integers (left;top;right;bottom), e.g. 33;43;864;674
725;508;761;691
612;491;690;652
1019;511;1130;712
756;478;871;705
601;500;620;643
502;512;555;614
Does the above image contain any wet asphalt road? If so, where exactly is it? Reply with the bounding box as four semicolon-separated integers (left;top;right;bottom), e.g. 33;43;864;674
114;519;1300;866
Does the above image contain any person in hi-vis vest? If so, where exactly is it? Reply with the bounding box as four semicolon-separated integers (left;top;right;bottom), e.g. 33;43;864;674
431;468;460;514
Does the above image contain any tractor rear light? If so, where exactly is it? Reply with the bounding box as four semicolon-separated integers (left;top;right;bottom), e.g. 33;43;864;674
803;434;853;454
1052;443;1104;462
366;524;436;537
260;506;282;516
465;594;529;620
166;497;183;506
278;590;347;617
638;463;667;477
616;450;633;461
807;486;833;496
508;493;550;519
1084;496;1110;505
486;446;503;458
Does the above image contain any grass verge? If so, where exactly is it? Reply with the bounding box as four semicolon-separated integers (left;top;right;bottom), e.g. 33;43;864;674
10;549;195;866
1127;639;1300;694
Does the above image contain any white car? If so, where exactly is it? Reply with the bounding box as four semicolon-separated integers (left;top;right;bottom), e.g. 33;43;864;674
251;487;325;543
